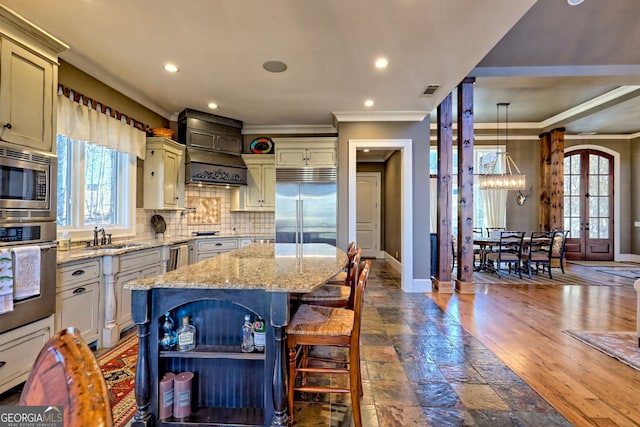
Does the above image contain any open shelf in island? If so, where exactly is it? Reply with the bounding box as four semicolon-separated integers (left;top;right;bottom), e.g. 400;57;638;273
157;406;265;426
160;345;266;360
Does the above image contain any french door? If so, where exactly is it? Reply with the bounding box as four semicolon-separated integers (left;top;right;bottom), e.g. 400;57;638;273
563;150;614;260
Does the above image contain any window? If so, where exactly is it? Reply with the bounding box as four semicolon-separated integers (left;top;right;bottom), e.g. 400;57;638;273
429;146;505;234
57;135;136;237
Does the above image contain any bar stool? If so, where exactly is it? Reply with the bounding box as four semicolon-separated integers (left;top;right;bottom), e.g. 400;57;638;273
286;260;371;427
299;247;362;308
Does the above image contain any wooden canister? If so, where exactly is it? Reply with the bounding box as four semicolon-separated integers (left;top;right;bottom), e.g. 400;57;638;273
173;371;194;418
159;372;175;419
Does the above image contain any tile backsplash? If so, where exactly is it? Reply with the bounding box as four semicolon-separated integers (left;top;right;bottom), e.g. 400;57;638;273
136;185;274;238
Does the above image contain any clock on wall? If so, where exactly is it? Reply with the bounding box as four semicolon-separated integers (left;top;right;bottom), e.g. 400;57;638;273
250;137;274;154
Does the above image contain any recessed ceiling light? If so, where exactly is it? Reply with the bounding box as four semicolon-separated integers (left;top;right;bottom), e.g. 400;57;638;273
567;0;584;5
364;99;374;107
207;102;218;109
375;57;388;69
363;149;370;153
164;63;179;73
263;60;287;73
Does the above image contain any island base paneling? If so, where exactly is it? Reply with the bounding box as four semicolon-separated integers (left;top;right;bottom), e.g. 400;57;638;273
132;288;277;427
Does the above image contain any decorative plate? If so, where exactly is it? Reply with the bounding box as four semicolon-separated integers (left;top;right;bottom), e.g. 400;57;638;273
250;137;274;154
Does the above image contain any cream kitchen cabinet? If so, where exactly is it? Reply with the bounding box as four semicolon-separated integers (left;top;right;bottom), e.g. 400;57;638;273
56;259;102;347
231;154;275;211
0;8;67;152
189;238;239;263
0;316;53;394
274;138;337;168
144;137;185;210
102;247;163;348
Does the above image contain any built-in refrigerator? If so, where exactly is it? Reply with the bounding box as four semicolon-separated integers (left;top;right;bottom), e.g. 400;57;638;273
275;168;337;246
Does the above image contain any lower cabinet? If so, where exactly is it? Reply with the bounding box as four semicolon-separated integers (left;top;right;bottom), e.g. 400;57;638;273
136;288;274;426
190;238;239;263
0;316;54;394
56;259;101;346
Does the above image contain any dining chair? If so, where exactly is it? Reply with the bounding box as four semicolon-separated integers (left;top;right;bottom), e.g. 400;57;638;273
521;231;551;278
287;260;371;427
486;227;506;239
485;231;525;278
20;327;113;427
521;230;567;279
472;228;484;268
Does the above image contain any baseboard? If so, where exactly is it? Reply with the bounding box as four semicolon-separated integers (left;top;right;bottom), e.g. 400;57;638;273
618;253;640;263
383;251;402;272
408;278;433;293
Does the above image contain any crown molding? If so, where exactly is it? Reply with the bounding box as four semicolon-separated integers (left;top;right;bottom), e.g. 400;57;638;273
0;4;68;59
332;111;428;123
242;124;337;135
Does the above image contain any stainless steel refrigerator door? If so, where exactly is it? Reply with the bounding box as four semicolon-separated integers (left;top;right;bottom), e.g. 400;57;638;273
299;182;337;245
275;182;301;243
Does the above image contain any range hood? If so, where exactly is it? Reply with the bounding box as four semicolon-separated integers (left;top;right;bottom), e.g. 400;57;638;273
185;148;247;186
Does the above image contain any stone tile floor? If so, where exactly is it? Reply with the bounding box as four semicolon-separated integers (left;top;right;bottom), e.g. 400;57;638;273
293;259;573;426
1;259;573;426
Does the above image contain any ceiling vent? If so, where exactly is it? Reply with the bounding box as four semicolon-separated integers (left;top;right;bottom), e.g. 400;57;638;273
422;84;440;96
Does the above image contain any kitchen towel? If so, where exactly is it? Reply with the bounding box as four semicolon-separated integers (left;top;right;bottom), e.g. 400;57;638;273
0;249;13;314
12;246;41;300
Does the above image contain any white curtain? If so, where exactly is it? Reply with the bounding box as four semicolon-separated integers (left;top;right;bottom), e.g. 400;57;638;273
430;177;438;233
57;94;146;159
482;188;508;228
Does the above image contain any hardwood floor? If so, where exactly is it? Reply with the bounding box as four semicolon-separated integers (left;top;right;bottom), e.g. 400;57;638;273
431;263;640;426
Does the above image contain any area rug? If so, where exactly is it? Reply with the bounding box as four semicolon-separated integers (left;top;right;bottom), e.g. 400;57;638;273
568;261;637;267
563;330;640;372
596;269;640;279
97;334;138;427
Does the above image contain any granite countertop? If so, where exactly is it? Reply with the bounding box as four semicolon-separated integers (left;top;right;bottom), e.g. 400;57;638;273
124;243;347;293
56;233;274;264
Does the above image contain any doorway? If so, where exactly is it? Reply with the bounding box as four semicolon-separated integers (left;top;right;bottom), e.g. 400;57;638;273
356;172;381;258
564;149;614;261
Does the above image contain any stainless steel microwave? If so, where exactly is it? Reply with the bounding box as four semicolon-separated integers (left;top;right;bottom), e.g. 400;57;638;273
0;142;56;222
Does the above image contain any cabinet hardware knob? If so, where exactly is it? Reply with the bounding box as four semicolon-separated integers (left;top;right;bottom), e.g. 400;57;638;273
2;123;11;129
215;243;222;246
73;287;86;294
72;269;86;276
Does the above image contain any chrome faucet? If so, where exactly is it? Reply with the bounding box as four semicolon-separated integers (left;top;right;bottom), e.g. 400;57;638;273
93;227;100;246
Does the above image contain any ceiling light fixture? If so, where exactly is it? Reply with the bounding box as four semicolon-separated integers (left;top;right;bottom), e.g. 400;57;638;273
164;63;179;73
567;0;584;5
207;102;218;110
363;149;370;153
478;103;526;190
263;60;287;73
364;99;374;107
375;57;388;69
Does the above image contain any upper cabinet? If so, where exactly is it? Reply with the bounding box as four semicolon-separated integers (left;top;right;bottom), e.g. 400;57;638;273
0;6;68;152
143;137;185;210
274;137;337;168
231;154;275;211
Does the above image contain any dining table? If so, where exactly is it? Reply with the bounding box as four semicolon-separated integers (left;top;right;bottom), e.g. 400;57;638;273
473;234;551;272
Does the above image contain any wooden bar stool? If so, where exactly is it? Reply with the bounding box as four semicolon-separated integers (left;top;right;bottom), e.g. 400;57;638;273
286;260;371;427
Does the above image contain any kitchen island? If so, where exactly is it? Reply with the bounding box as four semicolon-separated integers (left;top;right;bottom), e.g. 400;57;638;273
125;242;347;427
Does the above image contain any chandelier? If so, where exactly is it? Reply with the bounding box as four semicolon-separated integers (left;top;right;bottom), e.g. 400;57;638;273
478;103;526;190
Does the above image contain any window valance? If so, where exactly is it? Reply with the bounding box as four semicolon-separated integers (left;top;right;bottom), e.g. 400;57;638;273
57;94;146;159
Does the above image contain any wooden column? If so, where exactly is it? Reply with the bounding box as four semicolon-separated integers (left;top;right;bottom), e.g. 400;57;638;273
549;128;565;231
539;132;551;232
433;93;453;293
456;77;475;294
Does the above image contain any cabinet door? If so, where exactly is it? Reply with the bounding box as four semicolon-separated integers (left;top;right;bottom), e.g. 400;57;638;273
116;270;142;329
261;164;276;208
276;148;308;166
57;281;100;344
306;148;337;167
216;132;242;154
0;38;54;151
245;164;263;208
163;149;179;208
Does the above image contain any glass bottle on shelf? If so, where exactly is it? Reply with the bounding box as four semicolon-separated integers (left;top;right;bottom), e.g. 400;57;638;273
241;314;255;353
160;312;176;350
176;315;196;351
253;315;266;352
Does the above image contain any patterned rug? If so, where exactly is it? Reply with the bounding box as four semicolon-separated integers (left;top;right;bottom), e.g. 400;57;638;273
596;269;640;279
97;334;138;427
563;330;640;371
